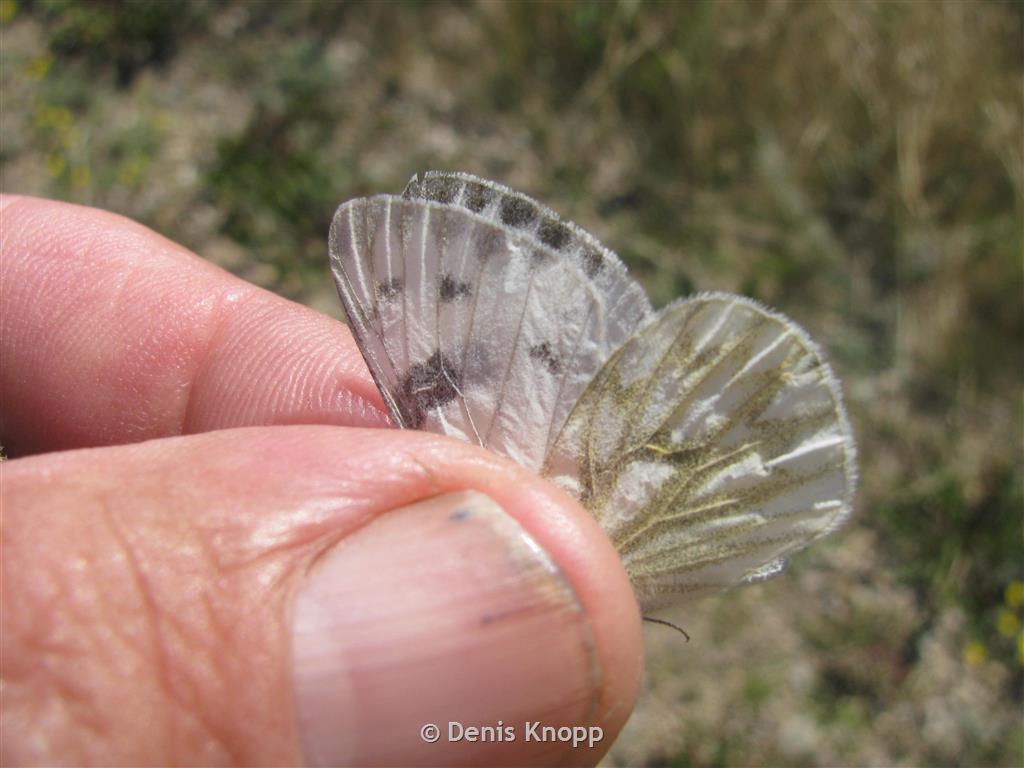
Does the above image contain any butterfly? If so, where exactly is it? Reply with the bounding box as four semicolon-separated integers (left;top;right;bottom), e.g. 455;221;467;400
328;171;857;613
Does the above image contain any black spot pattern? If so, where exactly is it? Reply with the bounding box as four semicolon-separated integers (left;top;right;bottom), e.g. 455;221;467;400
377;277;403;300
422;176;459;204
439;273;473;302
464;182;493;212
499;195;538;228
538;217;571;250
580;247;605;278
401;351;461;428
529;342;563;375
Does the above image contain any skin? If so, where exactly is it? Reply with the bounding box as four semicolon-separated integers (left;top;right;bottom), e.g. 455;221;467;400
0;195;643;766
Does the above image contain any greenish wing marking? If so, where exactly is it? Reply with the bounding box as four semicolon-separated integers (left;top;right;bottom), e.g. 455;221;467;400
545;293;856;611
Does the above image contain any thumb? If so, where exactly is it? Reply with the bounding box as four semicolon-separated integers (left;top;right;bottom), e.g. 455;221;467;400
3;425;642;766
295;490;622;766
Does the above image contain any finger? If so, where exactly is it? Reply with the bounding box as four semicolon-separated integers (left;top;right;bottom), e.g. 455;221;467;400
2;425;643;766
0;194;389;457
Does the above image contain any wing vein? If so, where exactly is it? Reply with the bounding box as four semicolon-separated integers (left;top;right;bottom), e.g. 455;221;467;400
482;269;537;446
541;297;597;459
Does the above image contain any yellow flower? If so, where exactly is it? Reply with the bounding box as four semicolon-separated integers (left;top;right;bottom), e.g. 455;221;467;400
34;105;73;132
0;0;17;24
70;165;91;189
153;111;171;131
117;157;147;186
26;54;52;80
963;641;987;666
45;154;66;178
1006;581;1024;609
997;608;1020;637
50;107;73;132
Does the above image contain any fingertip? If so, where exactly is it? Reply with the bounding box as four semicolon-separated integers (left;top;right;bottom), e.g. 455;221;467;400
0;193;189;267
0;192;24;212
0;197;390;454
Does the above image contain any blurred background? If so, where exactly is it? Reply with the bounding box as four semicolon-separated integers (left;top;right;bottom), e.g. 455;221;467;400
2;1;1021;765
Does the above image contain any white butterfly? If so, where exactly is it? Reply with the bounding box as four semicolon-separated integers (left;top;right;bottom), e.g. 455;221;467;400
329;171;857;613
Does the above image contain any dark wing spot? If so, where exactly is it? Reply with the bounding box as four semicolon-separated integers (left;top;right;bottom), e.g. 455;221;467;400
422;175;460;204
401;351;462;427
377;277;403;301
529;342;563;375
580;247;605;278
464;182;494;213
439;273;473;302
538;217;571;250
529;247;553;268
499;195;538;228
471;228;504;262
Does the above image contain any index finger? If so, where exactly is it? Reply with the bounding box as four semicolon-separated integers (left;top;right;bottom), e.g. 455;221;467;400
0;195;390;457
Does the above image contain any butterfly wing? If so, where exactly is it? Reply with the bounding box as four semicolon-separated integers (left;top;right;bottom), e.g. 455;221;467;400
328;184;651;471
402;171;652;355
543;293;857;611
331;173;857;612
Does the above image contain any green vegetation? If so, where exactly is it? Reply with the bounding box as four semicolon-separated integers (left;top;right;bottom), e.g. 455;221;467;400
2;1;1021;765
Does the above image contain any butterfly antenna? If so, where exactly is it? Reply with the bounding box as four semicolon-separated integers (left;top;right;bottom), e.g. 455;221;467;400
643;616;690;641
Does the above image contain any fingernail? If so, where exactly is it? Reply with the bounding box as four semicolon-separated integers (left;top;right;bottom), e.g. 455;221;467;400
291;490;600;766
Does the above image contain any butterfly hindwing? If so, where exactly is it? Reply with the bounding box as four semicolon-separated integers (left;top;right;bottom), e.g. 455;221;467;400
328;195;410;423
543;293;857;611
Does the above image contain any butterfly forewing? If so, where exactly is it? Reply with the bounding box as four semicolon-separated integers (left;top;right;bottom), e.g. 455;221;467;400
543;293;856;611
329;190;651;471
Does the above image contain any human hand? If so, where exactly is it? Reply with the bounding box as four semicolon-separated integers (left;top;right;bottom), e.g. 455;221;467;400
0;195;643;766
